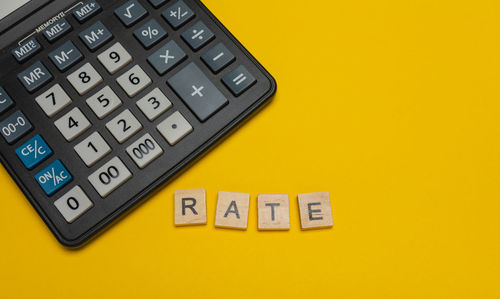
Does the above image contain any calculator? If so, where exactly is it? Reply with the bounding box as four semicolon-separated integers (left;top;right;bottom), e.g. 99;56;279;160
0;0;276;247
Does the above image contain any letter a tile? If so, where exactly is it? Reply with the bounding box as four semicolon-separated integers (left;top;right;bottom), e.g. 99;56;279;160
215;191;250;230
174;189;207;226
298;192;333;230
257;194;290;230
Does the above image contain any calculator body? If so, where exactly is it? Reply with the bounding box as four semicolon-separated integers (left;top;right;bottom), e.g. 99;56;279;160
0;0;275;247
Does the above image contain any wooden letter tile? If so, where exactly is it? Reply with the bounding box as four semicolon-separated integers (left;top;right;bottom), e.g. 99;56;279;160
174;189;207;226
215;191;250;230
298;191;333;230
258;194;290;230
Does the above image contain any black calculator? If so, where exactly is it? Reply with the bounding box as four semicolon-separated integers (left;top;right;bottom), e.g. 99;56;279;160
0;0;276;247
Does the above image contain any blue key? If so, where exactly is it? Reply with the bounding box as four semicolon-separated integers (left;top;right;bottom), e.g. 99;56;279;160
17;61;53;93
115;0;148;27
43;17;72;42
35;160;72;196
79;21;113;51
0;110;33;144
134;19;167;49
49;41;83;71
15;135;53;170
11;37;42;63
73;0;102;23
0;87;15;115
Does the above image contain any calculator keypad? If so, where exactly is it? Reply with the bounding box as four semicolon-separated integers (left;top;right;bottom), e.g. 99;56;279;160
74;132;112;167
88;156;132;197
106;109;143;143
86;86;122;119
67;63;103;95
0;0;270;246
35;84;73;117
54;107;92;141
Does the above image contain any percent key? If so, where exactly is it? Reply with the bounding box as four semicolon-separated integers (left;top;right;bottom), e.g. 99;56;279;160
134;19;167;49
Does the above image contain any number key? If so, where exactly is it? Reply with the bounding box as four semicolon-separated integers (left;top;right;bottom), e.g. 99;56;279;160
126;133;163;168
35;84;72;117
86;86;122;119
106;109;142;143
54;186;93;223
97;42;132;75
67;63;103;95
136;88;172;121
74;132;111;167
116;65;152;97
54;107;91;141
88;156;132;197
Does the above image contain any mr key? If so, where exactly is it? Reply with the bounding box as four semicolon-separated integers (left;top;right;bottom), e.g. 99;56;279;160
0;0;276;247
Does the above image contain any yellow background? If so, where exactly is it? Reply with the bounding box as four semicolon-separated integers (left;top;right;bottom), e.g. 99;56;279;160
1;0;500;298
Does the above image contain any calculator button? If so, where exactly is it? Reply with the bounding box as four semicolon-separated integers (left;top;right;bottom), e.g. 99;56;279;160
157;111;192;145
54;186;93;223
73;0;102;23
43;17;72;43
97;42;132;75
134;19;167;49
88;156;132;197
136;88;172;121
181;21;214;51
115;0;148;27
86;86;122;119
147;40;186;75
34;160;72;196
163;0;195;29
17;61;53;93
67;63;103;95
79;21;113;51
126;133;163;168
74;132;111;167
116;65;152;97
168;62;228;122
201;43;235;73
0;111;33;144
48;41;83;72
15;134;53;170
54;107;91;142
222;65;257;96
106;109;142;143
35;84;72;117
12;37;42;63
148;0;168;8
0;87;14;115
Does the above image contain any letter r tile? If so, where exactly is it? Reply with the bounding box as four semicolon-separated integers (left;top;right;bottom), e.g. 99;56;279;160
215;191;250;230
258;194;290;231
174;189;207;226
298;192;333;230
